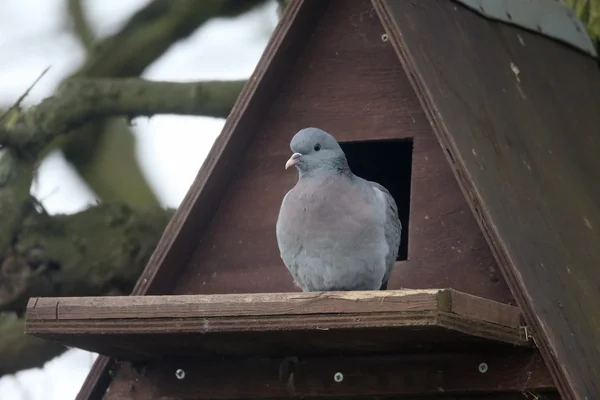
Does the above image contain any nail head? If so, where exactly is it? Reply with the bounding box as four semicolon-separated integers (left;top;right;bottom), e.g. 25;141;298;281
478;363;488;373
334;372;344;382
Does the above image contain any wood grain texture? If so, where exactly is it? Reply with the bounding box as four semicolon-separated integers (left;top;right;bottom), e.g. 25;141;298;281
71;0;589;397
25;289;529;360
376;0;600;398
27;289;521;324
103;351;555;399
74;2;328;399
174;0;515;307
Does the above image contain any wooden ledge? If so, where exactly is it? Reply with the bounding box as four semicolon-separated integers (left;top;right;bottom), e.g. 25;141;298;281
25;289;529;360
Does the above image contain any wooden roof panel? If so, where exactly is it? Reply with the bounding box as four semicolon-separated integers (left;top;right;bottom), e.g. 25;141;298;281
376;0;600;398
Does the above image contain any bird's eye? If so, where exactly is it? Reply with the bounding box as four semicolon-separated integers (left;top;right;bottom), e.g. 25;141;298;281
314;143;321;151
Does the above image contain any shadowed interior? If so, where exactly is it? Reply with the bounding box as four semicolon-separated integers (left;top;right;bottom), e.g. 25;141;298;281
340;139;413;261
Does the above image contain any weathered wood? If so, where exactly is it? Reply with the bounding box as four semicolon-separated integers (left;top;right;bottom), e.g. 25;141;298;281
75;2;329;399
173;0;514;304
74;0;600;398
26;289;528;360
28;289;520;323
78;0;518;394
103;351;555;399
375;0;600;399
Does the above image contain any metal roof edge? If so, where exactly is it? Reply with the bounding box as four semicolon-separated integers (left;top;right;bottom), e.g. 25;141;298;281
454;0;597;58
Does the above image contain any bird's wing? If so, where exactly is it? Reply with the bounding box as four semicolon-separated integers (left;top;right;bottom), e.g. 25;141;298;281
368;181;402;289
276;191;297;266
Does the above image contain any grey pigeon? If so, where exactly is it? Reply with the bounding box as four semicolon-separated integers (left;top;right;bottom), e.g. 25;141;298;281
276;127;402;291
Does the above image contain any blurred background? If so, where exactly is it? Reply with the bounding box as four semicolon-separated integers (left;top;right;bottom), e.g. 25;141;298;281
0;0;280;398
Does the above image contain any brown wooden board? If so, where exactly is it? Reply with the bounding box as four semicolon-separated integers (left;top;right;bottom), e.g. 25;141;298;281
375;0;600;399
69;0;555;398
74;2;329;399
174;0;514;305
26;289;528;360
102;351;555;399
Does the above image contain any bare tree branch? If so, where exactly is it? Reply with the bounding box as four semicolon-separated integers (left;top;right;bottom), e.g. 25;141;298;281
67;0;95;51
73;0;267;79
60;0;267;206
0;76;241;376
1;202;173;316
0;150;34;257
0;0;265;376
277;0;290;18
0;198;173;377
0;78;245;157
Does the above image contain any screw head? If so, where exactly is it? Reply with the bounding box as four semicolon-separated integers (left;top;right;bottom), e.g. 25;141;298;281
175;369;186;379
478;363;488;373
333;372;344;382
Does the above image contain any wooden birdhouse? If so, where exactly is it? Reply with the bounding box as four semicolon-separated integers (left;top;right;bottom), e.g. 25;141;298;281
24;1;600;399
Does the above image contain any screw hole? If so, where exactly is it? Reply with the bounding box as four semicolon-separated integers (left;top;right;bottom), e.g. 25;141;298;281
381;33;388;42
334;372;344;382
175;369;186;379
478;363;488;373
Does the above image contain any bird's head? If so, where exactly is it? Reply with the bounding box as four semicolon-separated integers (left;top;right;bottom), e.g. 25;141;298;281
285;127;350;177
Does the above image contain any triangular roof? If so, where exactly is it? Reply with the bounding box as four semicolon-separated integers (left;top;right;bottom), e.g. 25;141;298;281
24;1;600;399
378;1;600;399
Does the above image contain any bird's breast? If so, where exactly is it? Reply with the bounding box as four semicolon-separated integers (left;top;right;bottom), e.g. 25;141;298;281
282;177;379;242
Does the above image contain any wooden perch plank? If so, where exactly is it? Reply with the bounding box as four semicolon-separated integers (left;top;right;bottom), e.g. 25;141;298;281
27;289;521;324
25;289;529;361
28;289;442;320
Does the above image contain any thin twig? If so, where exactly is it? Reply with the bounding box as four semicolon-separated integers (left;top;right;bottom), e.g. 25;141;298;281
0;66;51;123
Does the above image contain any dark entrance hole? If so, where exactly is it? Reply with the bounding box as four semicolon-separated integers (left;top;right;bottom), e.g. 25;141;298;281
339;139;413;261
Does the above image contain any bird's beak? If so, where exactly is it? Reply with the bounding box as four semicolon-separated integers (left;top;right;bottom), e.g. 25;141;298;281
285;152;302;169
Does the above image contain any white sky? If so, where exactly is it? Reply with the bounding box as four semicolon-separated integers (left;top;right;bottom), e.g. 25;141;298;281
0;0;278;398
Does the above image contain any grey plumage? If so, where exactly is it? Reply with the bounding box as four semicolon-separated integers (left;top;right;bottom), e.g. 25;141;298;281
276;127;402;291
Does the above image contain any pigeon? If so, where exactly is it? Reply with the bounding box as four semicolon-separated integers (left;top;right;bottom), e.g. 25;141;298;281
276;127;402;291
